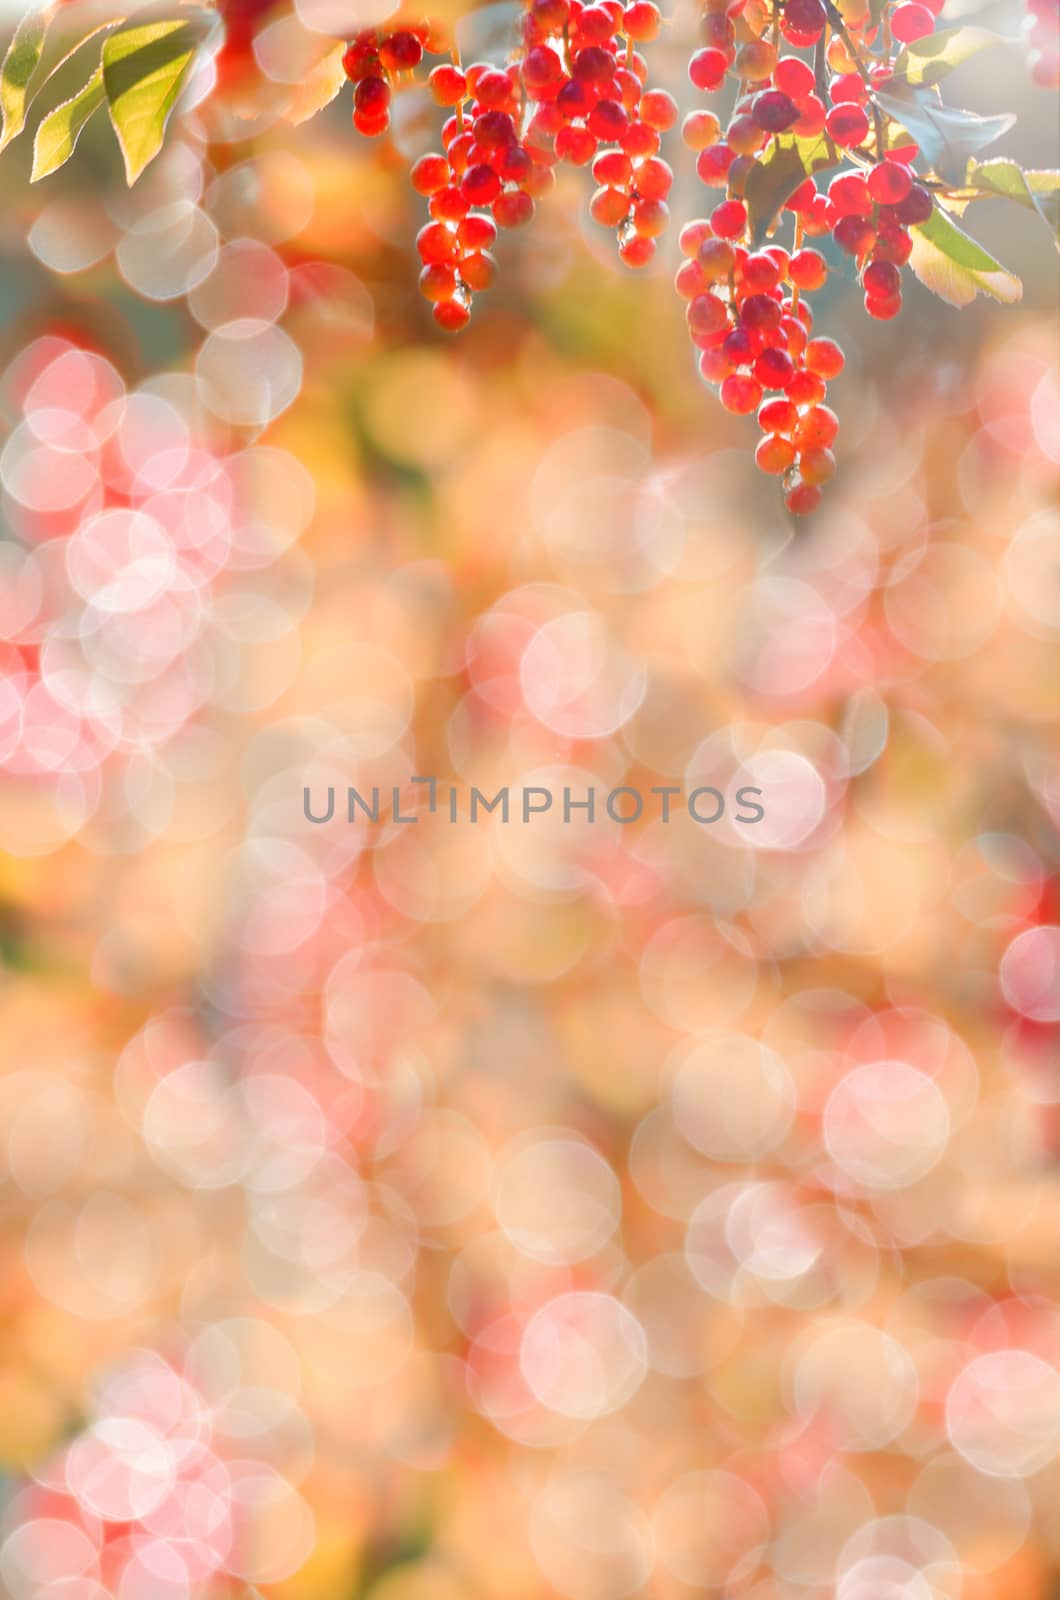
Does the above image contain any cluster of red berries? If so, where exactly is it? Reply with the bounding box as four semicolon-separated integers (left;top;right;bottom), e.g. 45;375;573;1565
339;0;998;516
672;0;943;510
342;22;436;135
1025;0;1060;86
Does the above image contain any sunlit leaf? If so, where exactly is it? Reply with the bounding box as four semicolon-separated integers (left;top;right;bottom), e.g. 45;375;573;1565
102;18;199;184
0;8;49;153
909;203;1022;306
455;0;520;68
745;132;837;246
877;81;1014;181
31;63;105;180
892;26;1013;87
285;40;346;126
963;157;1060;248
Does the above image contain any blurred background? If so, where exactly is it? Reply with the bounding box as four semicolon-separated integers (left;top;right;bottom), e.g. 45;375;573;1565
0;0;1059;1595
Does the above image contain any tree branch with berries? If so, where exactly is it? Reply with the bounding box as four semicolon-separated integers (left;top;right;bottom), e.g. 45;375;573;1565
3;0;1056;514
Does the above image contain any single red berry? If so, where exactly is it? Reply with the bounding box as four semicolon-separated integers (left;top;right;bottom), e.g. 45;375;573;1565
355;76;391;116
829;71;867;104
522;44;564;89
754;347;795;388
640;89;679;129
411;153;451;195
458;214;498;250
619;233;657;266
462;163;502;205
785;478;822;515
825;103;870;147
683;110;721;150
379;29;423;70
556;125;598;164
752;89;799;131
343;37;381;82
632;196;669;236
417;221;460;262
594;149;633;185
795;404;839;448
741;251;782;292
781;0;827;45
793;95;827;136
589;98;630;139
493;189;535;226
867;160;914;205
893;183;933;225
433;299;471;331
591;185;631;226
623;0;661;39
799;445;837;485
689;47;728;90
863;258;901;298
804;336;845;378
353;107;390;136
622;120;661;157
755;434;796;473
774;57;816;99
636;156;674;200
711;198;747;239
573;44;617;83
759;397;798;433
833;214;877;256
428;73;467;116
419;262;458;302
789;248;827;290
431;184;469;222
675;258;709;298
828;172;872;216
696;143;737;186
687;291;730;339
788;370;826;406
891;2;935;40
721;374;764;413
865;293;902;319
461;251;497;290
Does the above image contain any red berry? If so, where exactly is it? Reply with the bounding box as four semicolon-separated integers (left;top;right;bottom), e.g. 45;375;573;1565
594;150;633;185
619;233;657;266
785;478;822;515
721;373;763;413
711;198;747;239
623;0;661;39
493;189;535;226
795;404;839;448
683;110;721;150
833;214;877;256
754;347;795;388
893;183;933;225
636;156;673;199
429;64;466;105
556;125;597;165
759;398;798;433
755;434;796;473
379;29;423;70
799;445;837;485
804;336;845;378
433;299;471;331
523;44;564;88
573;44;616;83
865;293;902;319
825;103;870;147
687;291;730;339
689;48;728;90
774;56;815;99
696;143;736;186
418;262;458;302
458;214;497;250
355;76;391;116
891;2;935;40
781;0;827;45
863;258;901;298
640;89;679;129
461;251;497;291
789;248;827;290
410;154;450;196
591;185;631;226
752;89;799;131
787;370;826;406
588;98;630;139
867;160;914;205
828;172;872;216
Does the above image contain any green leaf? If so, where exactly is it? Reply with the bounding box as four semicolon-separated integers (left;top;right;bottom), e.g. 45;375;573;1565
31;63;106;180
876;81;1014;182
909;203;1022;306
963;157;1060;248
0;8;49;153
892;26;1013;87
745;132;838;246
102;19;199;184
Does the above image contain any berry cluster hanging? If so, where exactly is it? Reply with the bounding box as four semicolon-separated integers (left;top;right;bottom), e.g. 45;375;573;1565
340;0;1051;516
